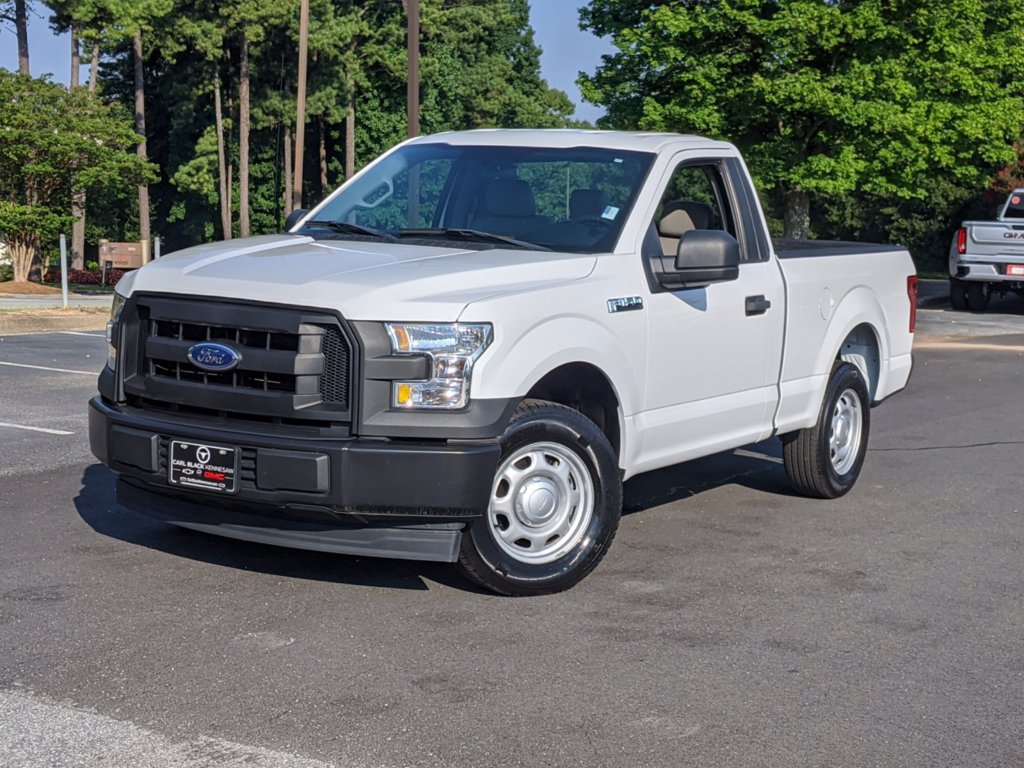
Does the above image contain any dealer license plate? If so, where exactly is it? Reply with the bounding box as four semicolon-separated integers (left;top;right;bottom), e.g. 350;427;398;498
168;440;239;493
1007;264;1024;277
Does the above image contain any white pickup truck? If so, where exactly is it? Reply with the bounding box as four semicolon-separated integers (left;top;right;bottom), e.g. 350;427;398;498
949;189;1024;311
90;130;916;595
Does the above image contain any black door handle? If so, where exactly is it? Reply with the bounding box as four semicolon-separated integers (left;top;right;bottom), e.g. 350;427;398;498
745;295;771;316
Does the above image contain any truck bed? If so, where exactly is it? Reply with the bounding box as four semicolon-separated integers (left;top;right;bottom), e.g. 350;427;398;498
773;238;902;259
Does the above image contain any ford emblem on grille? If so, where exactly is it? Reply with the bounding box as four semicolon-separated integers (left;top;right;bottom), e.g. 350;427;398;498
187;342;242;372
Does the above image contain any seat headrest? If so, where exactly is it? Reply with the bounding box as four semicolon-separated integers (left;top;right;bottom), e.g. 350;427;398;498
483;179;537;217
658;200;714;236
569;188;610;219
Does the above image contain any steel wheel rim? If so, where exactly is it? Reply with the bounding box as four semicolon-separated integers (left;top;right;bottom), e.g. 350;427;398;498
829;387;863;475
487;441;595;564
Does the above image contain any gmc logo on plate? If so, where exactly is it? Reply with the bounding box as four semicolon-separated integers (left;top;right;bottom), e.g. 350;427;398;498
1003;232;1024;240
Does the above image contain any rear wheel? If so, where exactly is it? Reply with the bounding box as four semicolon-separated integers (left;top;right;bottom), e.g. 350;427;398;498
966;282;990;312
782;362;870;499
949;278;968;311
457;400;622;596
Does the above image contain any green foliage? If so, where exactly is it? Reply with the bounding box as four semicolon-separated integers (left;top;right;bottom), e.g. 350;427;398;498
0;70;156;279
420;0;574;132
580;0;1024;249
23;0;576;254
0;71;154;203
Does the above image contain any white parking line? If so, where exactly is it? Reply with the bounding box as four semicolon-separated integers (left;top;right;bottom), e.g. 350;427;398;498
0;422;75;436
59;331;105;337
0;361;97;376
0;689;336;768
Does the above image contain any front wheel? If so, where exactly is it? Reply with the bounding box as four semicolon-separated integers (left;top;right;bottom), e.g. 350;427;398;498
782;362;870;499
457;400;622;596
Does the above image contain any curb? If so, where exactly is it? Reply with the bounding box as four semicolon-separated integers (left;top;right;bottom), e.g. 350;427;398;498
0;313;108;335
917;279;949;310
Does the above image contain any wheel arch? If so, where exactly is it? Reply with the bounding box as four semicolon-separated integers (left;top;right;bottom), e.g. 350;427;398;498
524;362;624;467
837;323;881;403
813;288;891;404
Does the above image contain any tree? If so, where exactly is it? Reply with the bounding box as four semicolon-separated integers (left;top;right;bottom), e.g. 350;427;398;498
220;0;290;236
580;0;1024;239
420;0;574;134
99;0;173;256
0;72;155;281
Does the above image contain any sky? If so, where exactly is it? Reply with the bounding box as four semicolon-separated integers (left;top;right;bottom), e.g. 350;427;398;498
0;1;613;123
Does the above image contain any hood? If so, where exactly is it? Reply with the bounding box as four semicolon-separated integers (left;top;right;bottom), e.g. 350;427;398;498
129;234;597;321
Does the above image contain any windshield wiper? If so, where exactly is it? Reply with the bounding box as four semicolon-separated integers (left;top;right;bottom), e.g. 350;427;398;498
398;228;550;251
306;219;398;242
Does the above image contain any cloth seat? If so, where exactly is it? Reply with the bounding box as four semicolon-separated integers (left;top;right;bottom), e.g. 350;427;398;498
658;200;715;256
472;179;551;238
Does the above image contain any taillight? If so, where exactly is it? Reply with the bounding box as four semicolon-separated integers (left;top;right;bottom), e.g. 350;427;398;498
956;227;967;255
907;275;918;333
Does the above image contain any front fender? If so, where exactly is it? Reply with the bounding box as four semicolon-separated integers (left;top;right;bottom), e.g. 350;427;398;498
469;314;642;419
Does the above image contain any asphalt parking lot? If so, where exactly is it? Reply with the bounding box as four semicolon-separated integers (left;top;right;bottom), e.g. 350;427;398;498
1;299;1023;768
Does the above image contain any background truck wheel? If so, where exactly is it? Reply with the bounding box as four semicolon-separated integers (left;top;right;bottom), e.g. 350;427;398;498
782;362;870;499
966;282;990;312
949;278;968;310
457;399;622;596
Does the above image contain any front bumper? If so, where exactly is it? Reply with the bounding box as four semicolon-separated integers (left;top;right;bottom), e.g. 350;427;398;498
89;396;501;559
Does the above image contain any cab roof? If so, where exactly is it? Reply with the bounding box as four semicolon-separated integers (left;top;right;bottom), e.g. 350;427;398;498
405;128;736;156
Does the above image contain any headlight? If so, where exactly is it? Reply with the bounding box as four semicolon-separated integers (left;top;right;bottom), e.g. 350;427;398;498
384;323;492;409
106;291;128;371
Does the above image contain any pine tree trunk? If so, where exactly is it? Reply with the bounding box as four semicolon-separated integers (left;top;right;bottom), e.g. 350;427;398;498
70;25;80;86
345;96;355;181
319;116;328;198
88;42;100;92
283;124;293;218
71;25;86;270
783;187;810;240
239;31;251;238
15;0;29;75
292;0;309;212
133;29;151;259
214;74;232;239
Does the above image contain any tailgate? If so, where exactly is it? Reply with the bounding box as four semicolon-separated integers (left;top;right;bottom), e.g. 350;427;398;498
965;222;1024;258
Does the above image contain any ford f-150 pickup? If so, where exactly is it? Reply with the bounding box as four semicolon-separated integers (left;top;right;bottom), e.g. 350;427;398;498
90;130;916;595
949;189;1024;311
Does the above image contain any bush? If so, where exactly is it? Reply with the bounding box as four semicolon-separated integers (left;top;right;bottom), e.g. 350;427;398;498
44;267;125;286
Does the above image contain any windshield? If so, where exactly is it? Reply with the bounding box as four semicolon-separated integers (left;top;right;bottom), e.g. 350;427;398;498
303;143;654;253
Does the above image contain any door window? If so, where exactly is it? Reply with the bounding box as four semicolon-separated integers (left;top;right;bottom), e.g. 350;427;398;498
653;162;737;259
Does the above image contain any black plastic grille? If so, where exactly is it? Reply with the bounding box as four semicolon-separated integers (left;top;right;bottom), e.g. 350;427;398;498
319;327;348;404
125;296;354;424
141;321;305;394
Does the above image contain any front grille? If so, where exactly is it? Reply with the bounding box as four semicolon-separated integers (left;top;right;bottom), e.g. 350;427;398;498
319;327;348;404
144;320;303;395
123;296;355;424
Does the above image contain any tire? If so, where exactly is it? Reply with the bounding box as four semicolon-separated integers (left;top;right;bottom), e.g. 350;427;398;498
782;362;870;499
457;399;622;596
949;278;968;311
966;282;990;312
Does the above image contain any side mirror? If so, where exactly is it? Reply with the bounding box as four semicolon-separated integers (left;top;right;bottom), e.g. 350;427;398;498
284;208;309;232
659;230;740;288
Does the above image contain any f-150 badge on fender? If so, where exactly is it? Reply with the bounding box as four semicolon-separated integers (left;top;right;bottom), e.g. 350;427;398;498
607;296;644;313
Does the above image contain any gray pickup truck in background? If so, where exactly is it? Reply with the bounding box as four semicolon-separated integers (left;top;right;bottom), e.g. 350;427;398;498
949;189;1024;311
